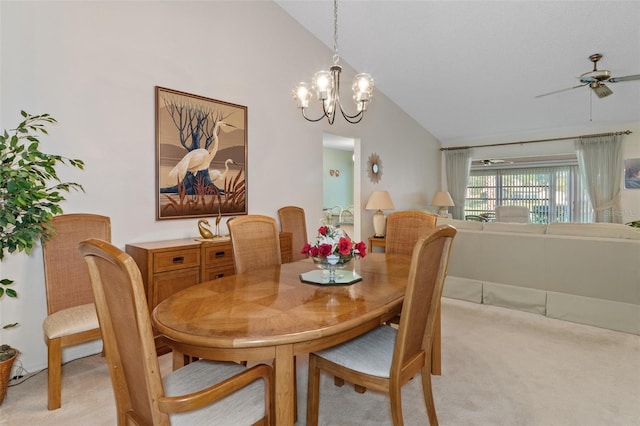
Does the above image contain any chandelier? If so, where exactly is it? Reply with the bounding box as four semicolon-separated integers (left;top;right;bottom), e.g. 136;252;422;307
292;0;374;124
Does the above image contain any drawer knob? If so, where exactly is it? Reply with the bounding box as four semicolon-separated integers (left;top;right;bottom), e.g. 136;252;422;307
215;251;225;258
172;256;185;264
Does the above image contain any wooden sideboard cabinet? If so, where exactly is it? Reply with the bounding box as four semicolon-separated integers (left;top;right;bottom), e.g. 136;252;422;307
126;232;293;313
126;238;203;312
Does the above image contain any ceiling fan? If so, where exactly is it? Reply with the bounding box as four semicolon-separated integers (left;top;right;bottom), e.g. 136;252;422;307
482;159;505;165
473;159;513;166
536;53;640;99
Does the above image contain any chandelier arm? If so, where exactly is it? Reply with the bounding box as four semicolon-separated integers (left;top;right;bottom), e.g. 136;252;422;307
301;108;329;123
324;104;336;125
338;106;365;124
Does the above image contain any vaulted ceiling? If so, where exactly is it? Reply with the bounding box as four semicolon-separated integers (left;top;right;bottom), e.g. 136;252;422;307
276;1;640;147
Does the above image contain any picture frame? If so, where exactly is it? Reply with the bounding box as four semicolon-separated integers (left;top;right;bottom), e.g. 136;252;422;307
624;158;640;189
155;86;248;220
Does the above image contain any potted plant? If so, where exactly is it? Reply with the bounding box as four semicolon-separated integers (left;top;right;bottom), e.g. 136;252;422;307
0;111;84;404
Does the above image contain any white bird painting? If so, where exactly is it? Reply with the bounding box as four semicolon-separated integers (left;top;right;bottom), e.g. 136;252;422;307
168;120;234;183
209;159;237;183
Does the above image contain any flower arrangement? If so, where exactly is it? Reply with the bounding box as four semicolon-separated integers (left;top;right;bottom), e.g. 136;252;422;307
301;225;367;263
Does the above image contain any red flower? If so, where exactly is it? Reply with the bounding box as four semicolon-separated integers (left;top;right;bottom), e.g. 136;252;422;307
301;243;312;255
318;226;329;236
354;241;367;258
309;246;319;257
317;243;333;257
337;237;353;256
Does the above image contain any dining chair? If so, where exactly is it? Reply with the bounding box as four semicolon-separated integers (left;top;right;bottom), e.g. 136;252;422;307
228;215;281;274
307;225;457;426
385;210;438;256
78;238;274;426
383;211;439;342
277;206;308;261
228;214;300;421
42;213;110;410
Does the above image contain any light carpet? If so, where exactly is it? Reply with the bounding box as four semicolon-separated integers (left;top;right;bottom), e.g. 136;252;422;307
1;298;639;425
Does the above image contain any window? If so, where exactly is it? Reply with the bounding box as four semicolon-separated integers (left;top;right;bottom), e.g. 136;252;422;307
465;165;593;223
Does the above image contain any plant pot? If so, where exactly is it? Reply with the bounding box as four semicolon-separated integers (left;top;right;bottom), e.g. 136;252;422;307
0;349;18;405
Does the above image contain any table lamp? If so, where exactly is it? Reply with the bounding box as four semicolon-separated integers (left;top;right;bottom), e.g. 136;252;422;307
431;191;454;217
365;191;395;237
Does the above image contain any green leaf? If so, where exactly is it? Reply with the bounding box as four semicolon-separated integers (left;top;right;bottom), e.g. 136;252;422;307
1;111;85;299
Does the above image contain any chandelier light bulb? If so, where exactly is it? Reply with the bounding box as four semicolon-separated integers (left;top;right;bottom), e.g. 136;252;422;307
312;70;333;100
293;82;312;108
353;73;374;103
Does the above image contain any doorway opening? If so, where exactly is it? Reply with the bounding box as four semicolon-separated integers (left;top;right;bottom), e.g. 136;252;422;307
322;133;361;241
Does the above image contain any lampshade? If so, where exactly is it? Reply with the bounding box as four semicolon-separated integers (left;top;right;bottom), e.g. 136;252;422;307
365;191;395;211
431;191;454;217
366;191;395;237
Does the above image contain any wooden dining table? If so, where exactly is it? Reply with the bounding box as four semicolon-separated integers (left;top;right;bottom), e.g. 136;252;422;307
152;253;440;426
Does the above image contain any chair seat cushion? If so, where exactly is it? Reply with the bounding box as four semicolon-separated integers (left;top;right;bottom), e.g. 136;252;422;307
164;360;266;426
43;303;99;339
315;325;397;378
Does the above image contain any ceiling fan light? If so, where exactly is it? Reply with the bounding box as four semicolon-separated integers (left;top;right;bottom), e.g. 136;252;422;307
592;83;613;98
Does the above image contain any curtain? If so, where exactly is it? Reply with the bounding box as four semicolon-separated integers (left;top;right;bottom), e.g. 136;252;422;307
445;149;471;219
574;134;623;223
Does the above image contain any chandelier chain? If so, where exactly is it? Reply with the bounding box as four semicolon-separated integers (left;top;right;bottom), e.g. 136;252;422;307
333;0;339;65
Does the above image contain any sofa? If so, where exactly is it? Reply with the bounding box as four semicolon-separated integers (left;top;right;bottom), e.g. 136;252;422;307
435;218;640;335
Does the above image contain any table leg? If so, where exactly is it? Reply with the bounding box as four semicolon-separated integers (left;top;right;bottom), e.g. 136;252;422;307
274;344;295;426
431;302;441;375
172;349;186;370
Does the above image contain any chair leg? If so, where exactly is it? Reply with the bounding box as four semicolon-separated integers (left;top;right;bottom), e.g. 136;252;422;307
306;355;321;426
389;382;404;426
47;338;62;410
421;367;439;425
431;302;442;375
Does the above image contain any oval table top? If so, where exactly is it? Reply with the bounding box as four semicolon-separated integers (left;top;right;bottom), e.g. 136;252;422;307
152;253;411;351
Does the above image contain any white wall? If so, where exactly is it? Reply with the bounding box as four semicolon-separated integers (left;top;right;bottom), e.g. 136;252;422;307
0;1;439;372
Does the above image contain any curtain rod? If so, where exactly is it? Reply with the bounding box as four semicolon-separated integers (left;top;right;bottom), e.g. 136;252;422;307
440;130;632;151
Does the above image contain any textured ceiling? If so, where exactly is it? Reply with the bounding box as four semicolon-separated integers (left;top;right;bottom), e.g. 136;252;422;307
276;0;640;147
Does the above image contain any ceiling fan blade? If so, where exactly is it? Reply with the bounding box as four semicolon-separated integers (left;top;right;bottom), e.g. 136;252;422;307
592;83;613;98
535;83;588;98
609;74;640;83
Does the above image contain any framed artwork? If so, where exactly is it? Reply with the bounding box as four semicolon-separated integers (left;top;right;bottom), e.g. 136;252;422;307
156;86;247;220
624;158;640;189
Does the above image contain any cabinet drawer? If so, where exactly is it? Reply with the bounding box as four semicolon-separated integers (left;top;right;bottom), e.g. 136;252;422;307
153;248;200;273
152;268;200;308
203;243;234;267
202;265;236;282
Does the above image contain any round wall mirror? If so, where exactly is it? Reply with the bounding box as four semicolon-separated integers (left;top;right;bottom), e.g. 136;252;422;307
367;153;382;183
